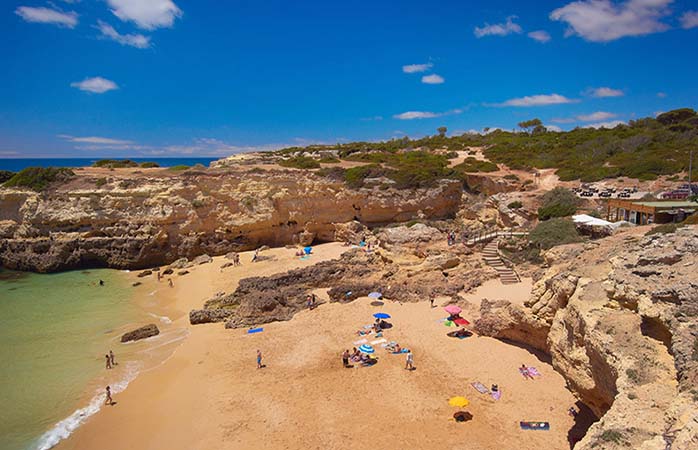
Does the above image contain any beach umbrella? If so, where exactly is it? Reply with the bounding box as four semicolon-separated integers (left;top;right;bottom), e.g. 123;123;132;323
373;313;391;319
303;246;312;255
368;292;382;299
358;344;375;354
448;396;470;408
443;305;462;315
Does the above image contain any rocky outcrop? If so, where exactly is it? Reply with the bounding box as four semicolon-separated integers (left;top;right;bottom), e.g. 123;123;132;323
0;169;464;272
189;309;232;325
474;227;698;449
120;324;160;342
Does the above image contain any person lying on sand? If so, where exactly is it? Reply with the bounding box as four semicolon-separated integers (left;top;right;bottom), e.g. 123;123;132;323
520;364;533;380
386;343;401;353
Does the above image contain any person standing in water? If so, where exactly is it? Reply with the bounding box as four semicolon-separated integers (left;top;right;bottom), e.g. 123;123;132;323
105;354;112;370
256;349;263;369
109;350;116;367
99;279;104;286
168;278;174;288
105;386;113;405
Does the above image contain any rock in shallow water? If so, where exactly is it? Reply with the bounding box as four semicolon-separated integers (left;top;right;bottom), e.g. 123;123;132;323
120;324;159;342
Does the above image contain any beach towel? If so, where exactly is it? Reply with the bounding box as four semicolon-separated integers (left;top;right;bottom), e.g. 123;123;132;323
491;390;501;401
520;421;549;431
453;318;470;326
528;367;542;377
247;328;264;334
392;348;410;354
354;338;368;345
471;382;490;394
371;338;387;345
444;320;454;327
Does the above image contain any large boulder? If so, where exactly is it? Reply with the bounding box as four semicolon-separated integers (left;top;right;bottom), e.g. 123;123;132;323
120;324;159;342
189;309;232;325
191;254;212;265
376;223;442;247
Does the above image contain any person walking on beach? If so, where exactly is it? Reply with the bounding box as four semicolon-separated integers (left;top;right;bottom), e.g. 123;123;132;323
168;278;174;288
405;350;414;370
105;386;113;405
256;349;263;369
109;350;116;367
105;354;112;370
429;295;435;308
342;349;350;368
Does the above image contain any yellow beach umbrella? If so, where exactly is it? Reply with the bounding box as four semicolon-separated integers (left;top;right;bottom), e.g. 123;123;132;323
448;396;469;408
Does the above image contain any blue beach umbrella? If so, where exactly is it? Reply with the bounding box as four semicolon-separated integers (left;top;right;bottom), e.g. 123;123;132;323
368;292;382;299
373;313;391;319
303;246;312;254
358;344;375;354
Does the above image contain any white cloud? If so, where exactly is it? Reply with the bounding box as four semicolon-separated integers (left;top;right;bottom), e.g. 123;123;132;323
528;30;552;42
402;63;433;73
96;20;150;48
680;11;698;29
360;116;383;121
657;92;667;98
15;6;78;28
393;109;462;120
577;111;617;121
107;0;182;30
551;117;576;124
546;125;563;132
550;0;673;42
70;77;119;94
421;74;445;84
474;16;522;38
583;120;626;129
587;86;624;97
494;94;577;107
59;135;133;145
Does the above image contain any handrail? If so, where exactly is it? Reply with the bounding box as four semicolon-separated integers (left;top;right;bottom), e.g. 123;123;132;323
464;229;529;246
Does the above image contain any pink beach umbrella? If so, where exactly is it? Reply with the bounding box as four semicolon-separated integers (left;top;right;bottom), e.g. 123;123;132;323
444;305;462;315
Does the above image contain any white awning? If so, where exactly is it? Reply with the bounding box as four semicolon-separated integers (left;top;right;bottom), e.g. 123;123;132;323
572;214;614;227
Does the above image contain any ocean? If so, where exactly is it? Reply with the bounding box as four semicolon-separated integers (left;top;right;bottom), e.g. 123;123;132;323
0;268;172;450
0;158;219;172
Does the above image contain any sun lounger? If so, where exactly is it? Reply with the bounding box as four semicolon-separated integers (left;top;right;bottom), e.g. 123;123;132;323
471;382;489;394
520;421;549;431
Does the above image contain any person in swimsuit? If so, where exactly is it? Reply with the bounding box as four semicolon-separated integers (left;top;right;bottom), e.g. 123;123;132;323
109;350;116;367
105;386;113;405
168;278;174;288
342;349;350;367
257;349;262;369
405;351;414;370
105;354;112;369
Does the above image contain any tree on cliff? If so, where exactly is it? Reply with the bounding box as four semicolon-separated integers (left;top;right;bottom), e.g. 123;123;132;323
437;126;447;137
538;187;579;220
518;118;542;134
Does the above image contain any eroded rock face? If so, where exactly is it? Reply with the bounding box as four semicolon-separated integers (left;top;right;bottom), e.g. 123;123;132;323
120;324;159;342
475;227;698;450
0;170;463;272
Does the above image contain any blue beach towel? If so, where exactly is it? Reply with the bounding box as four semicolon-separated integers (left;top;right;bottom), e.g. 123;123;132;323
248;328;264;334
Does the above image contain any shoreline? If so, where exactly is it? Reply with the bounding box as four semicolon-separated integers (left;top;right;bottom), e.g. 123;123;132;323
52;242;583;450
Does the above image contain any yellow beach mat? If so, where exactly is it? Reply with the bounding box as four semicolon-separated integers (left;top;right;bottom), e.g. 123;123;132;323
448;396;469;408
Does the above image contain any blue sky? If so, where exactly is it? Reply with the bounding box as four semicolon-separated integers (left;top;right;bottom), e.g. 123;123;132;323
1;0;697;158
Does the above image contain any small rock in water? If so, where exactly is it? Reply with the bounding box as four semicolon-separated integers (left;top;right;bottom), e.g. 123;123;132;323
121;324;160;342
137;270;153;278
132;281;142;287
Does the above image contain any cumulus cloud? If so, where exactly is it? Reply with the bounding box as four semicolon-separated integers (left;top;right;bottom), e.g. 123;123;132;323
528;30;552;42
546;125;563;132
587;86;624;97
550;0;673;42
58;135;133;145
15;6;78;28
96;20;150;48
70;77;118;94
393;109;462;120
680;11;698;29
402;63;433;73
421;74;445;84
474;16;522;38
107;0;182;30
493;94;577;107
584;120;626;129
577;111;617;121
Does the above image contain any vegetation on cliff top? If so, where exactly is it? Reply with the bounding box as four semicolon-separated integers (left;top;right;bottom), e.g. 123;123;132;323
0;170;15;183
529;218;583;249
93;159;160;169
3;167;75;191
538;187;580;220
275;108;698;182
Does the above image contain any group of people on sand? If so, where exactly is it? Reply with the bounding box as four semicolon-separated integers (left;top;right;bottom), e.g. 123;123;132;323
306;293;318;310
156;271;175;287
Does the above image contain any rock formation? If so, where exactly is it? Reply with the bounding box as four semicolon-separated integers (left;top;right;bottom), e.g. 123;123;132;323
0;168;464;272
120;324;160;342
474;227;698;449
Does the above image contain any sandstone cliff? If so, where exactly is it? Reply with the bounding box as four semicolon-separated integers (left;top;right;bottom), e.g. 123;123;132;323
475;227;698;449
0;168;463;272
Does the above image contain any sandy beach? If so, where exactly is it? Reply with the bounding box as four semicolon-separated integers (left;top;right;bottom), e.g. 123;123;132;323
56;243;581;450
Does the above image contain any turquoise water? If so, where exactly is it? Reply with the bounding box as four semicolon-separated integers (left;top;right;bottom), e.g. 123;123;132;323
0;269;138;450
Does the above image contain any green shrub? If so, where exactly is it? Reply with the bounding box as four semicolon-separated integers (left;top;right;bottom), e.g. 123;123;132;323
507;201;523;209
316;167;347;181
503;174;520;181
3;167;75;191
95;177;107;187
538;187;579;220
453;157;498;173
278;156;321;169
139;161;160;168
645;223;682;235
344;165;386;188
599;430;625;444
530;218;582;249
0;170;15;183
93;159;139;168
168;165;190;171
683;214;698;225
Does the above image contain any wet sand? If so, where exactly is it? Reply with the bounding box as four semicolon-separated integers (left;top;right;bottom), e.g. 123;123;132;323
57;243;579;450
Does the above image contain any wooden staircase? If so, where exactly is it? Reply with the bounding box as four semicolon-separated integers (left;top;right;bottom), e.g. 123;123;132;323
482;239;520;284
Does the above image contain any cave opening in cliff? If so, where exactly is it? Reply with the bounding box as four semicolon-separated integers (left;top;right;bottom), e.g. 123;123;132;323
640;316;673;355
